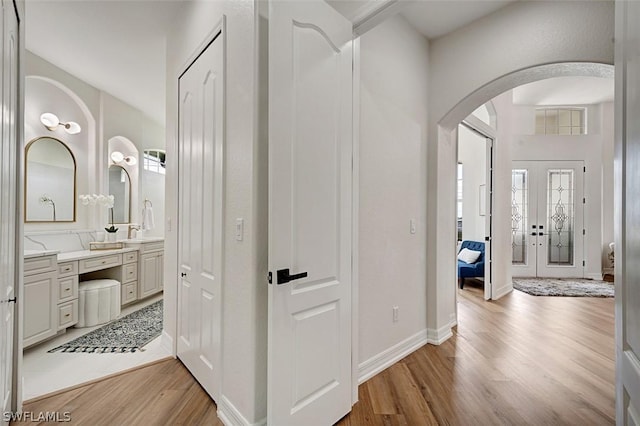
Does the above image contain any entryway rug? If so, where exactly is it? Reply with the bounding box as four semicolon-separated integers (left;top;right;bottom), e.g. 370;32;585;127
48;300;163;353
513;278;614;297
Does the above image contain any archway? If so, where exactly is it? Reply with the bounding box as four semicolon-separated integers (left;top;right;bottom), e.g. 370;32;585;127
432;62;614;334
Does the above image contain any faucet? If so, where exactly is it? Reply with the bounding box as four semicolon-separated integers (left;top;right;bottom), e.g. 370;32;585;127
128;224;141;239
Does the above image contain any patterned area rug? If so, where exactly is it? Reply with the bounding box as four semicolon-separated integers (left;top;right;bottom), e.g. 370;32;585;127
513;278;614;297
49;300;163;353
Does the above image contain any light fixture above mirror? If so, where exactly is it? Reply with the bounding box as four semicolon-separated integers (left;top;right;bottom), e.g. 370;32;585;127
110;150;137;166
40;112;81;135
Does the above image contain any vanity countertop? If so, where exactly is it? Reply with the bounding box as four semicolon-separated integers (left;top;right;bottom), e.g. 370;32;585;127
57;247;139;262
122;237;164;243
24;249;60;259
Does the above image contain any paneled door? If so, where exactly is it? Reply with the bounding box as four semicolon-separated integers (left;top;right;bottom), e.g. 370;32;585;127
616;1;640;422
268;1;353;425
511;161;584;278
177;29;224;401
0;0;19;421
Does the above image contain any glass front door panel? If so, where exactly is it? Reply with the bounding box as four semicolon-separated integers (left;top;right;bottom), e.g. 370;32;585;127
546;169;574;265
511;169;528;265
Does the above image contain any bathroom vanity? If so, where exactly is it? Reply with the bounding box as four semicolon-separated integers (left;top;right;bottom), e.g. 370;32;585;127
23;238;164;348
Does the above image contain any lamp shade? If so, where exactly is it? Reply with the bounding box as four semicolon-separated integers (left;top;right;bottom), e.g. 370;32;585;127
64;121;81;135
40;113;59;130
110;151;124;163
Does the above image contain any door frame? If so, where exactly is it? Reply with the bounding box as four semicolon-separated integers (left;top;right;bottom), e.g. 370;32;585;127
175;16;226;403
457;116;496;301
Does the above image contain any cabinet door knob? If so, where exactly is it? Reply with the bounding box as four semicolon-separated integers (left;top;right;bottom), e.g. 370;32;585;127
181;272;187;277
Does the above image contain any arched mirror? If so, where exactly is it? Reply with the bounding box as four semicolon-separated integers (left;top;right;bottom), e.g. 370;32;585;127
25;137;76;222
108;165;131;223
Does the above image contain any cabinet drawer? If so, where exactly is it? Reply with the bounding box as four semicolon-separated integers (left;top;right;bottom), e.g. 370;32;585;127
123;251;138;264
24;255;56;276
58;275;79;303
57;300;78;330
79;254;122;273
121;282;138;305
139;241;164;253
58;261;78;278
123;263;138;283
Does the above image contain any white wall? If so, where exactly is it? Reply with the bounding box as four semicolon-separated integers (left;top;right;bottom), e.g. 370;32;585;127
458;124;486;242
601;101;615;272
165;1;267;423
25;51;165;235
427;0;614;335
358;15;429;368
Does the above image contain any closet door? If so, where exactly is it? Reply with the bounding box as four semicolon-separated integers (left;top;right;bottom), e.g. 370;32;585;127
177;29;224;401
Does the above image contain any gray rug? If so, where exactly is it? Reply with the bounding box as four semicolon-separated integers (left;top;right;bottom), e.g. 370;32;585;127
513;278;614;297
48;300;163;353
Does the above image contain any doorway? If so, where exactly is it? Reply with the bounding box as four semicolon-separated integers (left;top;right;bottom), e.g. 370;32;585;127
512;160;585;278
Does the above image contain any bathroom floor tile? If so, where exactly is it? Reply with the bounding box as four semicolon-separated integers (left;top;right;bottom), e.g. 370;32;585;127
22;294;170;401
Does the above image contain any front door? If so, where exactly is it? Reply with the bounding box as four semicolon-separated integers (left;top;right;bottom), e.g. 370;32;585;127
0;0;18;421
511;161;585;278
267;1;353;425
177;29;224;401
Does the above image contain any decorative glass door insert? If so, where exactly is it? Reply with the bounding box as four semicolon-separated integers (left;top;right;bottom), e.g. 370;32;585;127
511;161;584;278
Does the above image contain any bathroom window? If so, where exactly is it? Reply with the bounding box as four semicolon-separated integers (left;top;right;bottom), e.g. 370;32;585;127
143;149;166;175
535;108;586;135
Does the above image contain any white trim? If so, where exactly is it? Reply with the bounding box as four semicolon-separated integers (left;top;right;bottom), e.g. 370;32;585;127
351;0;403;36
160;330;175;356
426;324;453;346
218;396;266;426
492;282;513;300
586;272;604;281
351;36;360;405
357;330;427;384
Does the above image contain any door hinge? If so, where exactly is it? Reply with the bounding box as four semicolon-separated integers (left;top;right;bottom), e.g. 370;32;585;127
583;229;586;235
583;197;586;204
583;260;586;267
584;166;586;173
268;272;272;284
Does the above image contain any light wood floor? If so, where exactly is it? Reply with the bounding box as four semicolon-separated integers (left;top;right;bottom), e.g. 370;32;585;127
338;279;615;425
16;280;614;425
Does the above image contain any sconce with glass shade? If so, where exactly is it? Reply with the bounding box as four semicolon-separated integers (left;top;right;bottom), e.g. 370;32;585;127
40;112;81;135
111;150;137;166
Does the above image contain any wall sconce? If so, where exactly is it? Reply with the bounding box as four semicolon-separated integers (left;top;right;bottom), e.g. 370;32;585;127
40;112;81;135
110;151;137;166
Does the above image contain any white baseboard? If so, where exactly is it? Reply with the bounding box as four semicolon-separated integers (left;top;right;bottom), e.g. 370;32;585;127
586;272;605;280
218;396;266;426
426;323;453;345
492;283;513;300
160;330;175;356
357;329;427;384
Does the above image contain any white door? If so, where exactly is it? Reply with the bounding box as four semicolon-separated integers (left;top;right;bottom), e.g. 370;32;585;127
267;1;353;425
616;1;640;422
177;30;224;401
0;0;18;421
511;161;584;278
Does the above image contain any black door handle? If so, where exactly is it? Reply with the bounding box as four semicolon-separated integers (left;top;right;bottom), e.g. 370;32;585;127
181;272;187;277
531;232;537;236
277;268;308;285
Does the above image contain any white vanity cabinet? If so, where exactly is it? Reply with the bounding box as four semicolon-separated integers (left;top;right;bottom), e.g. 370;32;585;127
23;255;58;347
56;261;79;330
131;240;164;300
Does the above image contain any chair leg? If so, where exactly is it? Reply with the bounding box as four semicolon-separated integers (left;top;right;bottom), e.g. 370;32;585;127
458;277;464;289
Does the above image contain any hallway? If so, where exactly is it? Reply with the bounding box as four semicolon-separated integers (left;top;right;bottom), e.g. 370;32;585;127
339;281;615;425
17;281;614;425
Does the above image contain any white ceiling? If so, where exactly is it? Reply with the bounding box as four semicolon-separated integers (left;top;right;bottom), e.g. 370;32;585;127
512;76;615;106
399;0;517;39
26;1;182;126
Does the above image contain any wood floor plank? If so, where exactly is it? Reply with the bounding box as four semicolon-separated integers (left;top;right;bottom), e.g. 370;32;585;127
16;279;614;425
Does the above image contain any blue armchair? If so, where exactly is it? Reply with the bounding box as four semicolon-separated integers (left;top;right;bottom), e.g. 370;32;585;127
458;240;485;289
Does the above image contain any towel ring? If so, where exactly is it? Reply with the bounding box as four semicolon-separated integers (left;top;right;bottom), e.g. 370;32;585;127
144;199;153;208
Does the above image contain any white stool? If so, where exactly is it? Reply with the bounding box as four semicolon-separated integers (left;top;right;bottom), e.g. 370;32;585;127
76;279;121;328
